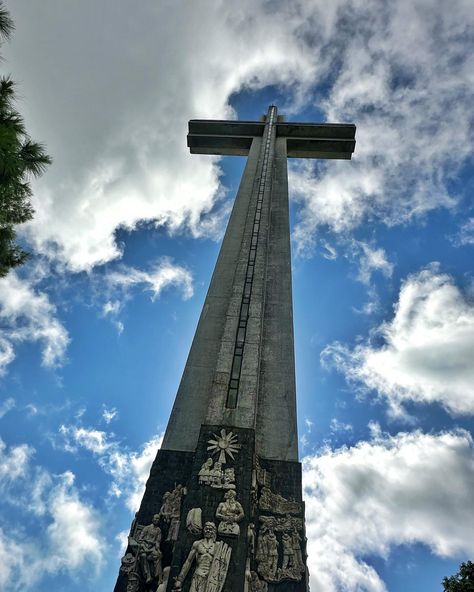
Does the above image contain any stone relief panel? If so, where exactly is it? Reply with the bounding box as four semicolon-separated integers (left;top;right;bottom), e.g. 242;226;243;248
252;458;307;586
198;458;236;490
173;521;231;592
258;486;302;515
121;514;164;591
120;483;187;591
255;525;305;584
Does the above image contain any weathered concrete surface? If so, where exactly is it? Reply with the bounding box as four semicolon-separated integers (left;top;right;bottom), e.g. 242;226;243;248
162;137;262;452
256;136;298;461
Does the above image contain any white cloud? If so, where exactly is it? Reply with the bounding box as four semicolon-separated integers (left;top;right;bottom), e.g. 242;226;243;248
45;471;104;573
322;266;474;418
453;217;474;247
58;423;162;512
0;438;33;484
303;429;474;592
106;259;194;301
290;0;473;253
0;272;70;375
355;242;393;286
102;406;118;424
5;1;322;272
119;435;163;512
98;259;194;333
0;439;105;591
59;425;113;455
0;397;15;418
5;1;471;271
329;418;353;434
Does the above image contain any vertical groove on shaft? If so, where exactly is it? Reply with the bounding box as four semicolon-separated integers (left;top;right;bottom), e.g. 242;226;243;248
226;106;277;408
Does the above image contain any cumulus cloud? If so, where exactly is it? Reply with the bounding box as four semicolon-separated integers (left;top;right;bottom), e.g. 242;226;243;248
5;0;471;271
59;424;162;512
322;266;474;418
303;428;474;591
0;272;69;375
0;438;105;591
4;1;322;272
290;0;473;253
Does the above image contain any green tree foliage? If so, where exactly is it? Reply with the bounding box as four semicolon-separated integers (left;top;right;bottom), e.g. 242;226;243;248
443;561;474;592
0;2;51;277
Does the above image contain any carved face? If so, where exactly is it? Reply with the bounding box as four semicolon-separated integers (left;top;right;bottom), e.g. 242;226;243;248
152;514;160;526
126;574;140;592
224;490;236;501
203;522;217;540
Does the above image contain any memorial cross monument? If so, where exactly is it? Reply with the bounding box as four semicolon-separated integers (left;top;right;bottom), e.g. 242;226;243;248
115;106;356;592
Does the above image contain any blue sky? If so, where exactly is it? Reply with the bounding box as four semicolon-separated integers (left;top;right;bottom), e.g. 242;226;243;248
1;1;474;591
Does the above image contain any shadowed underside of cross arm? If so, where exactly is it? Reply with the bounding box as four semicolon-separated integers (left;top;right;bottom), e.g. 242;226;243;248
187;119;356;159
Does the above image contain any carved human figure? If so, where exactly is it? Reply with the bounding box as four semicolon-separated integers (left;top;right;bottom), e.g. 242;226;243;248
173;522;217;592
138;514;163;584
159;492;171;520
250;571;268;592
126;571;140;592
157;566;170;592
160;485;185;542
210;461;223;487
216;489;244;536
256;528;279;580
222;467;236;489
281;533;294;570
291;528;304;572
258;486;272;510
247;523;256;557
198;458;213;485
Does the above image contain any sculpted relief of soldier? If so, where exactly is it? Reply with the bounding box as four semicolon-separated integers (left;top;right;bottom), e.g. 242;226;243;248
255;524;305;583
160;484;186;542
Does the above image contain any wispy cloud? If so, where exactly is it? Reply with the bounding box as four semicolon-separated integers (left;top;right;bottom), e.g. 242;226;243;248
102;406;118;424
58;424;162;512
0;398;15;419
106;258;193;301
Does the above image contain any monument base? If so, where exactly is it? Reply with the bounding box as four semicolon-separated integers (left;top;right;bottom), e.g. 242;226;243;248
115;425;309;592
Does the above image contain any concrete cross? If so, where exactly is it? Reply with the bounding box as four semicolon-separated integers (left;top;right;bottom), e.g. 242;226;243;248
115;106;356;592
187;105;355;160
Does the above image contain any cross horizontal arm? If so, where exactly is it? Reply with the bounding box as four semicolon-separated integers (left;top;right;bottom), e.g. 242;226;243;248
187;119;356;159
278;122;356;159
187;120;264;156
